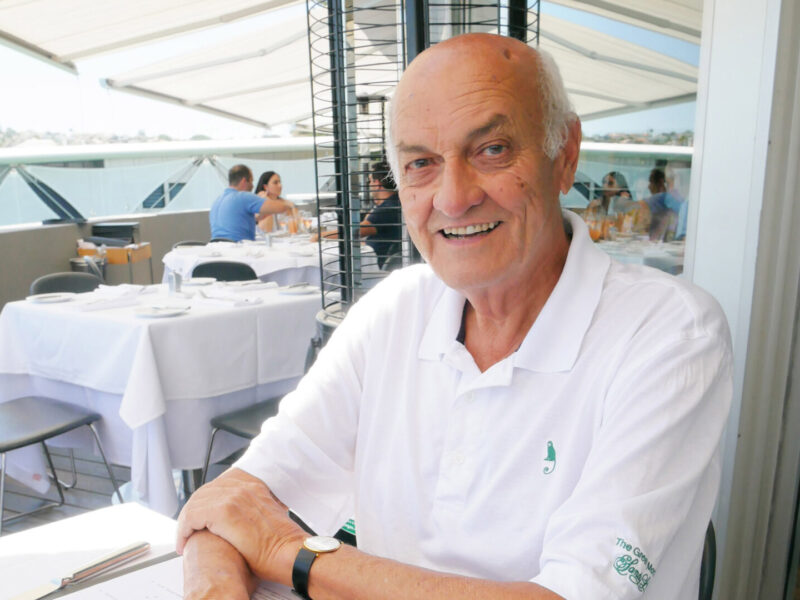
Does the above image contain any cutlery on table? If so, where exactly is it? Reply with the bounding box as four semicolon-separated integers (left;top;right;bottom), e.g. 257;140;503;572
11;541;150;600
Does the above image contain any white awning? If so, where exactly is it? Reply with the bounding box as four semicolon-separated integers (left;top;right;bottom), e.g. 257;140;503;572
0;0;700;128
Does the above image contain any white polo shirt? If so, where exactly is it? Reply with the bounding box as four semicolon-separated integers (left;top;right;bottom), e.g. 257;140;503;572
237;211;732;599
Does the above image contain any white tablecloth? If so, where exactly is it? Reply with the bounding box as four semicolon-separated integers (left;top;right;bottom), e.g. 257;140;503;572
596;239;684;275
0;503;176;600
162;238;380;287
0;284;322;516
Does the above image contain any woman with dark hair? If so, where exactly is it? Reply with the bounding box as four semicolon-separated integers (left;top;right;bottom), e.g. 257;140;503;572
588;171;635;215
254;171;296;232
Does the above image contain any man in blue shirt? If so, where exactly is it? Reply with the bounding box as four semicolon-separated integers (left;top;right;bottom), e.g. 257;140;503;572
210;165;293;241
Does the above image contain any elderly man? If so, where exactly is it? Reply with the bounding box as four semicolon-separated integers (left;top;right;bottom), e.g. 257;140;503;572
178;34;732;600
210;164;294;241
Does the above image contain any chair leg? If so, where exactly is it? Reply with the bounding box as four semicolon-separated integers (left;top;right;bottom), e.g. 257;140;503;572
0;446;67;536
201;427;222;484
86;424;123;504
41;443;66;507
50;448;78;490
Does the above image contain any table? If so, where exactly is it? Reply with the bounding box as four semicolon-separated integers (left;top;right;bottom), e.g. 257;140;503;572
0;283;321;516
596;239;684;275
0;502;294;600
162;236;380;287
0;503;176;600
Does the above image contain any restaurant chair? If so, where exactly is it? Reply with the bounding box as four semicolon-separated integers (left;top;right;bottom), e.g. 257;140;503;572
0;396;123;535
22;269;103;491
29;271;102;295
192;261;257;282
382;252;403;272
199;396;358;547
699;521;716;600
200;396;282;484
172;240;207;249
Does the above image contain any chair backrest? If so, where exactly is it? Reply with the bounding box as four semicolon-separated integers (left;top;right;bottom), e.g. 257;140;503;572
173;240;207;249
209;237;235;243
192;261;257;282
699;521;716;600
30;272;102;295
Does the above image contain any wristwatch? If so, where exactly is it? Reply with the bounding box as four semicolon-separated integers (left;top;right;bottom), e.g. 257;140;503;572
292;535;342;599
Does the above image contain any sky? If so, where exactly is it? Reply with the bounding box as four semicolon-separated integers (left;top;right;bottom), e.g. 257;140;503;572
0;2;700;141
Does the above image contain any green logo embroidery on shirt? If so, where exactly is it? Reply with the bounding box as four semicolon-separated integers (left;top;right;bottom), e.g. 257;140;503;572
543;440;556;474
614;537;655;593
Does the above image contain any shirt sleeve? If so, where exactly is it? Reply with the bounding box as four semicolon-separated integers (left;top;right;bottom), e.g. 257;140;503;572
662;192;684;213
245;192;265;214
532;297;733;599
234;281;385;535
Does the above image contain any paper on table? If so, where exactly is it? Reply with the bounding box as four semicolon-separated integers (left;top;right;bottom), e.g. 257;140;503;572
59;556;294;599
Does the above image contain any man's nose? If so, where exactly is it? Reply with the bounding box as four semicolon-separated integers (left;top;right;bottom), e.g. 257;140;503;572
432;161;484;218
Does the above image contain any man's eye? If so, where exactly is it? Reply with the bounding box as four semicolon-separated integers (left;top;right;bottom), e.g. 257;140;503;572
407;158;431;170
483;144;506;156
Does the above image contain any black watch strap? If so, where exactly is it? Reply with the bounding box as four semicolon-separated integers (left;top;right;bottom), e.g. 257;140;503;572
292;547;318;600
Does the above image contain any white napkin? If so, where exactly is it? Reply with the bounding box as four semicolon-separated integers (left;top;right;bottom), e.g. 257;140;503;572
95;284;146;297
288;247;316;257
194;289;264;307
218;281;278;293
75;296;141;312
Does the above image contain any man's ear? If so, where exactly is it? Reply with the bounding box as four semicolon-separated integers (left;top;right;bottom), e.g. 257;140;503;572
557;118;582;195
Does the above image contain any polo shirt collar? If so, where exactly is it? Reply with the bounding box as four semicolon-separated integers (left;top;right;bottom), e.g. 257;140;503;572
418;210;609;373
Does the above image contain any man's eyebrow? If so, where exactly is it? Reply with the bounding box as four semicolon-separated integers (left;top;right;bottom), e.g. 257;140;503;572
395;115;511;156
465;114;511;143
395;143;430;156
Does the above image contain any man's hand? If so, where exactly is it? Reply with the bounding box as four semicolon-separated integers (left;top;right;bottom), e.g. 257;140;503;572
176;468;306;584
182;530;257;600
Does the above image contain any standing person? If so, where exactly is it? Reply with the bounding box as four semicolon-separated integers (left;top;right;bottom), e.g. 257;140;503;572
209;165;293;242
179;33;732;600
254;170;297;233
361;160;402;268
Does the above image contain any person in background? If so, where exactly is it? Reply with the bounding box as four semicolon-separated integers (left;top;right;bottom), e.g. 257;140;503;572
310;160;402;269
665;167;689;240
209;165;294;242
361;160;402;268
255;170;297;233
642;167;684;241
179;33;732;600
588;170;635;216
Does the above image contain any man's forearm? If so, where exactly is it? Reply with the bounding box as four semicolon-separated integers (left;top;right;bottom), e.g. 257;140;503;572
183;530;256;600
259;198;294;217
300;544;565;600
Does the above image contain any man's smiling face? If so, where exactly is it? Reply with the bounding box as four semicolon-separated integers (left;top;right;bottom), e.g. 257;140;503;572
392;35;579;295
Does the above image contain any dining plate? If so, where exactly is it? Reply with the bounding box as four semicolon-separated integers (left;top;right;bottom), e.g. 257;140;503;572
26;292;77;303
135;305;191;318
278;284;319;295
182;277;216;286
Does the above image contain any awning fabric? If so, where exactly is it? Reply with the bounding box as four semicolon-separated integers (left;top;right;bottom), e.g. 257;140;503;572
0;0;700;129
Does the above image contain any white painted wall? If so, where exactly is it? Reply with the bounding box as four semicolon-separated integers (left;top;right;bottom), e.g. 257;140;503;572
687;0;784;595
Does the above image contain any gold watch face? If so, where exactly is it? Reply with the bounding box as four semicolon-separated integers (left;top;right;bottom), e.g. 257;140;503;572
304;536;341;553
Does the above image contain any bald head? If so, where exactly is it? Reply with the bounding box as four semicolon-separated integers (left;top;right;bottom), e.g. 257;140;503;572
387;34;575;182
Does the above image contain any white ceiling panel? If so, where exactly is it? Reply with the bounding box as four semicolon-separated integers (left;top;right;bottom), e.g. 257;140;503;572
1;0;700;128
